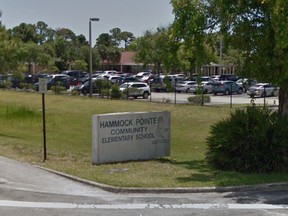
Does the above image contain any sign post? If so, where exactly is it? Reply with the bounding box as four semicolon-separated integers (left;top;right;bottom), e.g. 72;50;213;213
39;78;48;161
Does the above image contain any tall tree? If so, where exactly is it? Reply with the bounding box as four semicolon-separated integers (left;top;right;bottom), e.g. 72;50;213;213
35;21;55;44
53;36;75;71
55;28;76;41
9;23;38;43
134;27;178;74
76;34;88;46
17;41;52;73
109;28;122;46
171;0;288;116
0;26;21;74
109;28;135;49
120;31;135;50
171;0;207;74
96;33;121;66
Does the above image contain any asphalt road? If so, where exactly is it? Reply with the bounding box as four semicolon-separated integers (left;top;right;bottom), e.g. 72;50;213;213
1;156;288;216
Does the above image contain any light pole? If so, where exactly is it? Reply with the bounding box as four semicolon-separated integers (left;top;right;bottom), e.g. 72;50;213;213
89;17;100;98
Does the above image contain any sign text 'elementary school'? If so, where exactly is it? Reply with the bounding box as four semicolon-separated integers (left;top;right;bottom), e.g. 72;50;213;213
92;111;171;164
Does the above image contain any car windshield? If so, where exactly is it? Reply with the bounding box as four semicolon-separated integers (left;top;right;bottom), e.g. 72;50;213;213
213;83;222;86
119;83;129;88
254;84;266;88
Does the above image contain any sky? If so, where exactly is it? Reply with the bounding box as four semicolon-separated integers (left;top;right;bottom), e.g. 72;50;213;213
1;0;175;40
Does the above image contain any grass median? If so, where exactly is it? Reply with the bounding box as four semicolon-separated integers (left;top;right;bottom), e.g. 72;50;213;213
0;90;287;188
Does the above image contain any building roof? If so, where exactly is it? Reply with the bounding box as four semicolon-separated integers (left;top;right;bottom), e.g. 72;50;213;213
119;51;136;65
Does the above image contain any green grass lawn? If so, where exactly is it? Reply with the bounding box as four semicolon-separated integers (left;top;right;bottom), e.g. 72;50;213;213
0;90;287;188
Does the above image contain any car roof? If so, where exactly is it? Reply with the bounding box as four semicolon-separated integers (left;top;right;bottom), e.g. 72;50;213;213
126;82;147;84
216;80;234;83
255;83;269;85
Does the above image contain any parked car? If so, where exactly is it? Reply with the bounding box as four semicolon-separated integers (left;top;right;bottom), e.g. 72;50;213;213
172;73;187;81
135;72;151;81
115;76;141;85
34;76;71;91
210;75;220;82
247;83;279;98
103;70;118;75
62;70;88;85
163;75;186;85
76;79;100;95
108;75;121;84
48;77;71;90
149;77;167;92
81;73;101;83
236;78;257;92
190;82;214;94
212;80;243;95
175;81;197;93
219;74;241;82
119;82;150;99
189;76;215;83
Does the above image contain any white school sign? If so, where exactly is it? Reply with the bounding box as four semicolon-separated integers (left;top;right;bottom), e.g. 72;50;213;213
92;111;170;164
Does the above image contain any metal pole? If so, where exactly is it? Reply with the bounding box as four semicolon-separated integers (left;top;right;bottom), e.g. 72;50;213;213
230;83;232;108
149;82;152;102
42;93;47;161
89;20;92;98
219;35;223;75
89;18;100;98
201;86;204;106
263;86;266;107
174;81;176;105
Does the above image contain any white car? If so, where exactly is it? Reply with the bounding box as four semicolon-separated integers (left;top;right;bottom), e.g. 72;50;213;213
247;83;278;97
175;81;197;93
135;72;152;83
119;82;151;99
47;74;70;79
103;70;118;75
236;78;257;92
190;82;214;94
108;75;121;84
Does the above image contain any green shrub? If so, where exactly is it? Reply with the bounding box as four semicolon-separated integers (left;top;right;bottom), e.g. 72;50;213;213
99;89;109;98
206;107;288;173
71;89;80;96
51;85;66;94
110;85;122;99
187;95;211;105
96;79;110;89
96;79;111;98
20;83;34;90
163;76;174;92
2;81;12;89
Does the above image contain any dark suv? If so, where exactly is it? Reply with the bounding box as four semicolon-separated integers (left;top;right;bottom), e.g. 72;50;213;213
77;80;100;95
148;77;167;92
62;70;88;85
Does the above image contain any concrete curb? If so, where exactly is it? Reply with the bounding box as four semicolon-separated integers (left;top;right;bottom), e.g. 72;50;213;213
35;165;288;194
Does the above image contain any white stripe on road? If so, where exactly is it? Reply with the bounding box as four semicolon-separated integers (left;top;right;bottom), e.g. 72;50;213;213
0;201;287;210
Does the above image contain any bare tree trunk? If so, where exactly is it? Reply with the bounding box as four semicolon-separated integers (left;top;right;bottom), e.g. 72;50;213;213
278;87;288;117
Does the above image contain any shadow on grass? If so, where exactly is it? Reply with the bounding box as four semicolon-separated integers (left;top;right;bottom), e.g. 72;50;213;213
155;158;249;187
0;133;19;139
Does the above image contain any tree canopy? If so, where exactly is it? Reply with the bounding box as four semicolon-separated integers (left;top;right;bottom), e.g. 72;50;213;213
171;0;288;115
0;18;136;74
